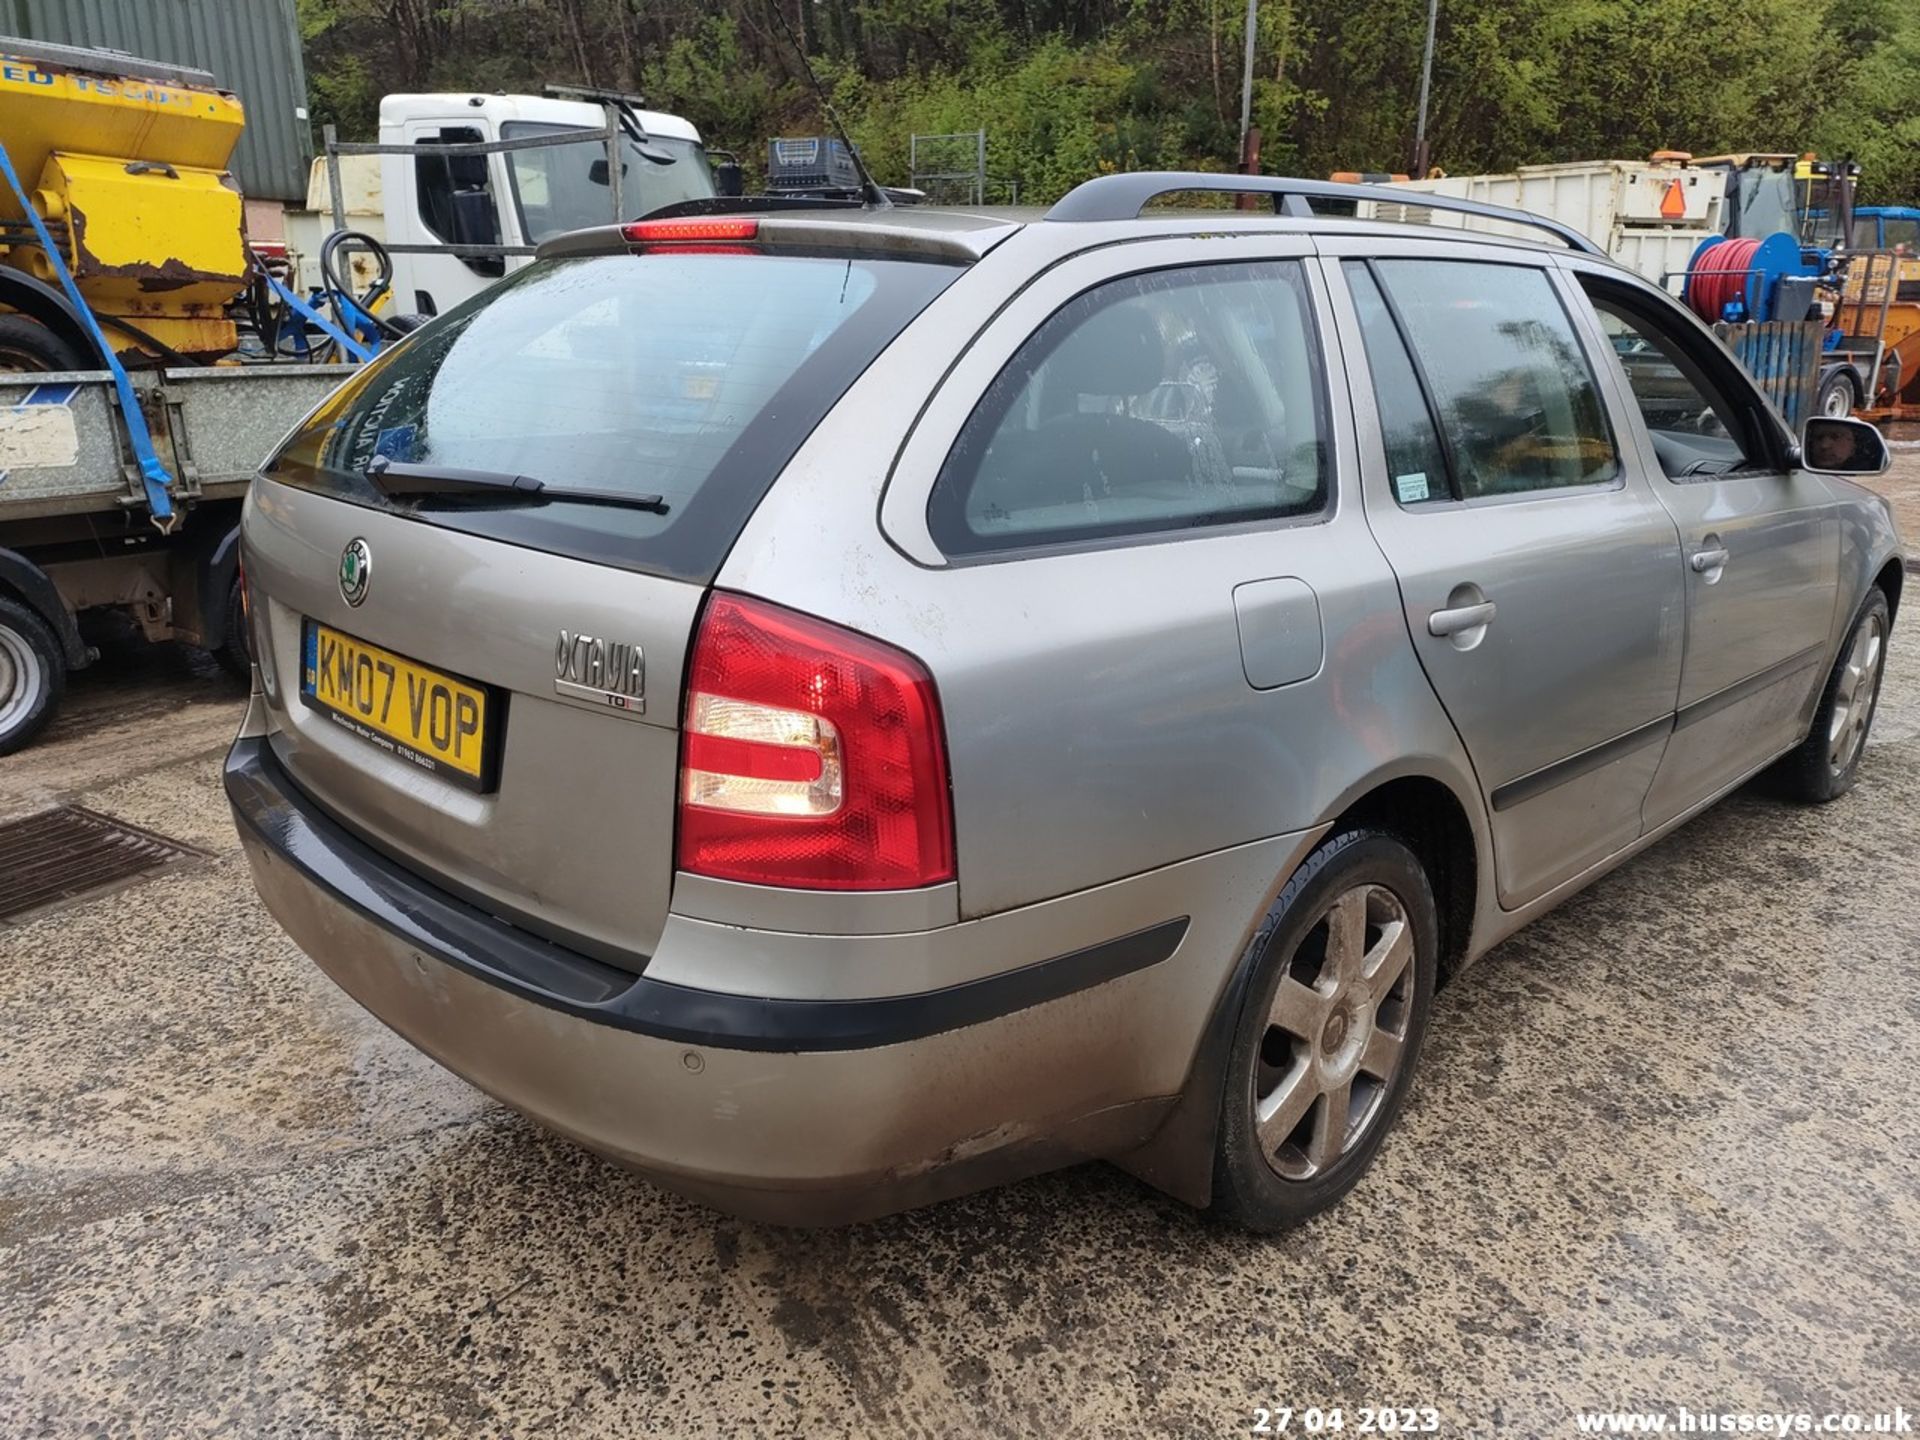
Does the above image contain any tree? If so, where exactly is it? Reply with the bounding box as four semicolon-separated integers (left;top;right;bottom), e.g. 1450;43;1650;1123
294;0;1920;206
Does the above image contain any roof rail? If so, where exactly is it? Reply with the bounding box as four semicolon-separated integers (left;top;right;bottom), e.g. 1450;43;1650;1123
1043;172;1607;257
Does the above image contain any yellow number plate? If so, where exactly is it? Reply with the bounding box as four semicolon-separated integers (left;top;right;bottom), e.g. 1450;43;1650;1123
301;622;496;790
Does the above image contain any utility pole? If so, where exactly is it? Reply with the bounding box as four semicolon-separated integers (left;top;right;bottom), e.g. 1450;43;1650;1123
1237;0;1260;171
1412;0;1439;177
1235;0;1262;207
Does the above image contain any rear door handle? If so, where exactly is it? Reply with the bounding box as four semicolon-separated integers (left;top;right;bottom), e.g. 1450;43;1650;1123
1690;547;1730;573
1427;601;1497;637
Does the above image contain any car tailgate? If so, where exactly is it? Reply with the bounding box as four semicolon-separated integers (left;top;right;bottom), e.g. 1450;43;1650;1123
244;479;697;965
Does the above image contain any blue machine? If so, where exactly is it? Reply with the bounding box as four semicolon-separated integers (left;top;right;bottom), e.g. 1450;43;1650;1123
1851;206;1920;252
1681;231;1819;325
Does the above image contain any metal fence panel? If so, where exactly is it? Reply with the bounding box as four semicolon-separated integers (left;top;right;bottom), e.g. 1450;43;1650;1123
1;0;312;201
1714;320;1823;431
910;130;986;206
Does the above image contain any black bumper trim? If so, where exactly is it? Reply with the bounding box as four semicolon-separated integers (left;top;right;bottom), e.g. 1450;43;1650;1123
1672;642;1826;732
225;739;1187;1054
1489;712;1674;813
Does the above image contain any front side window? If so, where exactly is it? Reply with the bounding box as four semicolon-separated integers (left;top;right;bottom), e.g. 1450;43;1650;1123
1372;259;1617;500
1583;287;1756;480
928;261;1328;556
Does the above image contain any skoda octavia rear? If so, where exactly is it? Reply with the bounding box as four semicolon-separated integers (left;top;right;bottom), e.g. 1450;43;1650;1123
230;186;1901;1228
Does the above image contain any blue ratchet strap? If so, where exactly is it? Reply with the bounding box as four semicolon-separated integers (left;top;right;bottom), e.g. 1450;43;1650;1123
331;290;384;356
0;139;178;528
263;272;374;364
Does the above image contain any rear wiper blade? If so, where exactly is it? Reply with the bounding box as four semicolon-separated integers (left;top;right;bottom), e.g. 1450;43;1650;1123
365;457;668;513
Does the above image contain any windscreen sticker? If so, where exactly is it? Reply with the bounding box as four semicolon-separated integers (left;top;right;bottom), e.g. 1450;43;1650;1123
1395;471;1431;503
373;424;417;461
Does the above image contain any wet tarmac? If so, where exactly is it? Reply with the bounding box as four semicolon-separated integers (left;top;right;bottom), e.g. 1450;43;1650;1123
2;606;1916;1436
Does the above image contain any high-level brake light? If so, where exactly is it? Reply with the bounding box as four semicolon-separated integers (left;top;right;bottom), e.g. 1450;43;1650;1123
623;218;761;245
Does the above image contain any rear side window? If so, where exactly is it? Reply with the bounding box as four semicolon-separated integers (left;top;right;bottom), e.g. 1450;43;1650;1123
928;261;1328;556
1371;259;1617;500
265;251;958;583
1345;263;1449;506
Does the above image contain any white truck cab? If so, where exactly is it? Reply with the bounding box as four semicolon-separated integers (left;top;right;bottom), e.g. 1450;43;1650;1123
342;92;716;317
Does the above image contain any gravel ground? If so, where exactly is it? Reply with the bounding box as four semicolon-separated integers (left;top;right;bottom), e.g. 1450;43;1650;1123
1;572;1915;1439
1864;426;1920;538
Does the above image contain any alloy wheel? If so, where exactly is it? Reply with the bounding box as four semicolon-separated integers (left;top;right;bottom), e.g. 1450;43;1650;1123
1252;883;1416;1181
1828;610;1886;776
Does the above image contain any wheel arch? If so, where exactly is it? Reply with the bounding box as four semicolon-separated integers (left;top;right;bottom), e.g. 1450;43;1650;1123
190;514;244;653
1873;555;1903;626
1112;766;1484;1210
1817;359;1862;399
0;546;88;668
1322;774;1480;985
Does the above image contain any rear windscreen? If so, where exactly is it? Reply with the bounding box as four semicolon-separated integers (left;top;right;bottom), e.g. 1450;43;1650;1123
263;250;959;583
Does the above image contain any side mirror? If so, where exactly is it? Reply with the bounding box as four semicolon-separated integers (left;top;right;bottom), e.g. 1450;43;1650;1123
714;161;745;198
1800;416;1890;476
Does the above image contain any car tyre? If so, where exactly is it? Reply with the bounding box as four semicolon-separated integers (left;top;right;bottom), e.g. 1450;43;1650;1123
1776;587;1891;804
0;595;65;755
215;573;252;680
1212;827;1439;1232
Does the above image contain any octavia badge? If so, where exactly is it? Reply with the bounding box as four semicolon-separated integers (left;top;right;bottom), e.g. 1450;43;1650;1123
555;629;645;717
338;538;371;607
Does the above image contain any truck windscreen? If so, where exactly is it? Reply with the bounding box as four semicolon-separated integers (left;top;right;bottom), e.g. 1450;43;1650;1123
502;123;716;243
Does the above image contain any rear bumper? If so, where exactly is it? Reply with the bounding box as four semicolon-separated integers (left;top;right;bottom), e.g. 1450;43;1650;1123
225;737;1197;1222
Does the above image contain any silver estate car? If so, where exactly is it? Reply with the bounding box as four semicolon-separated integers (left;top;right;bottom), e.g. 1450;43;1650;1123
227;175;1903;1229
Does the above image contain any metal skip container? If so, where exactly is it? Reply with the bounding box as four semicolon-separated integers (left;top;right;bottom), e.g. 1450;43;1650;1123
1363;157;1730;287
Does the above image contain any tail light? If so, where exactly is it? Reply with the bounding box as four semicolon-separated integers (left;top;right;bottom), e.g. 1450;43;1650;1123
677;593;955;891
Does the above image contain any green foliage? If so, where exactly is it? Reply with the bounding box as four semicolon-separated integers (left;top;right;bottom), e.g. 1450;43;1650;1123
846;37;1197;202
1812;0;1920;202
293;0;1920;205
641;16;795;167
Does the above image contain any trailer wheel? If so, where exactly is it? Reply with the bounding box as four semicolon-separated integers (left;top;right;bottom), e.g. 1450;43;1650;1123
1817;371;1856;420
0;314;88;373
0;596;64;755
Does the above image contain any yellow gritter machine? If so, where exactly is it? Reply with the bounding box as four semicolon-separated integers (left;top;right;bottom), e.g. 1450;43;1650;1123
0;36;250;360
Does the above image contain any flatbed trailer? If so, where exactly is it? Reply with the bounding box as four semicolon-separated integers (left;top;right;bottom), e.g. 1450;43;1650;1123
0;362;352;752
0;38;693;755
